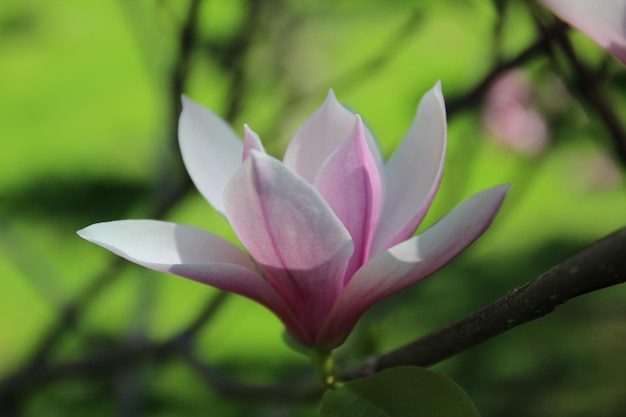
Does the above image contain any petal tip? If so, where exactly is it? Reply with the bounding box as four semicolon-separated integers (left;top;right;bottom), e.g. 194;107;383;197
474;184;512;207
180;95;194;109
431;80;445;106
76;223;98;240
243;123;252;134
353;114;364;133
323;89;341;107
493;183;513;196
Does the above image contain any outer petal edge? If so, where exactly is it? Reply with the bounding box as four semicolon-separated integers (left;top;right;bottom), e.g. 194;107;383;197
372;81;447;256
179;96;243;216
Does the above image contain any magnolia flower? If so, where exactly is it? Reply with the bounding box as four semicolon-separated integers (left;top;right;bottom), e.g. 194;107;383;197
483;70;549;156
78;83;509;350
539;0;626;65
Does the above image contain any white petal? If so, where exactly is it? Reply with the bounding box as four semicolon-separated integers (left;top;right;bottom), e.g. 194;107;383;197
78;219;315;345
78;219;255;271
371;81;447;256
179;96;243;216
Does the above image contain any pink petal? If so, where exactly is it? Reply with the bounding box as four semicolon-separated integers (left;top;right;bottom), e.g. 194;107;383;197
179;96;243;216
223;152;354;337
539;0;626;65
242;124;265;162
371;81;447;256
282;90;383;183
317;185;510;349
77;220;312;345
313;116;382;282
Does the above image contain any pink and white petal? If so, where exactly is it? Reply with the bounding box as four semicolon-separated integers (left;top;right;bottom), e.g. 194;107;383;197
78;219;256;270
242;124;266;162
77;219;313;345
282;90;383;183
317;185;510;349
224;152;354;335
371;81;447;257
539;0;626;65
314;116;382;282
179;96;243;216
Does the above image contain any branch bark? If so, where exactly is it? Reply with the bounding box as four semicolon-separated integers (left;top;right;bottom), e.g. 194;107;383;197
371;226;626;372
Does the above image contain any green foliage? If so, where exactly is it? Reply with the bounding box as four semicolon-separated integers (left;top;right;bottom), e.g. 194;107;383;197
320;367;480;417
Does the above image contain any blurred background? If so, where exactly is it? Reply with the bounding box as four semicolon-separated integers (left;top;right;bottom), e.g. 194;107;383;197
1;0;625;416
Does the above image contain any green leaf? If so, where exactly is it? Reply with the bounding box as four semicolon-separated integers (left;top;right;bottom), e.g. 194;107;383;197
319;366;480;417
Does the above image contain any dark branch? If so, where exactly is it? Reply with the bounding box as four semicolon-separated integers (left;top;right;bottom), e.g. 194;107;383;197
0;291;322;405
15;0;207;381
446;22;563;116
179;343;323;404
533;14;626;168
0;291;228;402
371;226;626;372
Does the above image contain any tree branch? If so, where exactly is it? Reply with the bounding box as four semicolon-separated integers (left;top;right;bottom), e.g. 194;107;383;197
0;291;323;406
7;1;207;392
179;342;323;404
371;226;626;372
532;13;626;168
0;291;228;402
446;22;566;116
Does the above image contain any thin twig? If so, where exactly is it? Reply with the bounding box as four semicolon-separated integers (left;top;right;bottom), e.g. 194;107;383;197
179;343;323;404
445;23;565;116
532;12;626;167
0;291;228;402
0;292;323;407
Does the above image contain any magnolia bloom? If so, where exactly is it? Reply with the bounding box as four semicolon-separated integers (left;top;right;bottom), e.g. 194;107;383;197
539;0;626;65
78;82;509;350
483;70;549;156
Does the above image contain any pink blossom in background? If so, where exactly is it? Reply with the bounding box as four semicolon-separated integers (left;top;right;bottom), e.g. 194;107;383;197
569;150;624;192
539;0;626;65
78;83;509;350
483;70;549;156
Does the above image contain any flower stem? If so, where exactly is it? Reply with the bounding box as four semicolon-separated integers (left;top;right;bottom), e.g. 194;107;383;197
310;349;342;389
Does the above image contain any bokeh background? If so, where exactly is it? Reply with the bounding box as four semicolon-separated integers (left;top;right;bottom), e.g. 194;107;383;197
1;0;625;416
